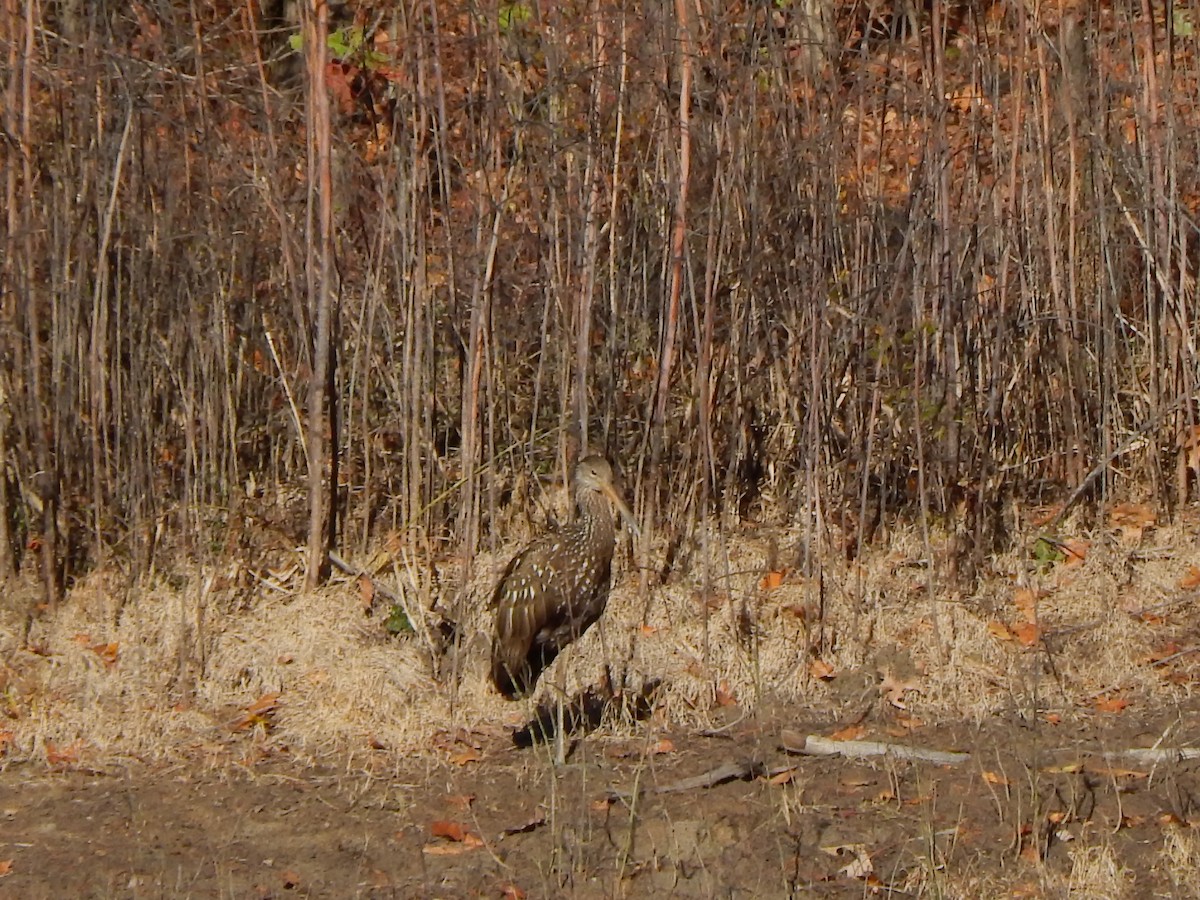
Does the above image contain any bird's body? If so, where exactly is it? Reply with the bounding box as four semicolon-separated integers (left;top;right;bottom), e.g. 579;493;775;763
491;455;637;700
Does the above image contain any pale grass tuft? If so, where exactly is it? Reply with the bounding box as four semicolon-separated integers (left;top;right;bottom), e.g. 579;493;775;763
1065;842;1133;898
1157;825;1200;893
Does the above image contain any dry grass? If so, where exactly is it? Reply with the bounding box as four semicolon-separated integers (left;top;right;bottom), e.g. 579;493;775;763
3;513;1198;768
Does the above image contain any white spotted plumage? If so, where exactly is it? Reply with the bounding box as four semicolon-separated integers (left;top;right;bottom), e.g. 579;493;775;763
490;455;637;700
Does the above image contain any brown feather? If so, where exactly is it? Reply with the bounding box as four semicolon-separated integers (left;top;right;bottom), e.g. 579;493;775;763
490;455;634;699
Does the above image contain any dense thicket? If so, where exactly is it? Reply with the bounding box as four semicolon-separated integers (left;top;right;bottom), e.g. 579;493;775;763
3;1;1198;603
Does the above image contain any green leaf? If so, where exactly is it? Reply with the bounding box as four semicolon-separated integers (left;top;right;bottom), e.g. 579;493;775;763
1032;537;1064;568
499;1;532;33
385;604;414;636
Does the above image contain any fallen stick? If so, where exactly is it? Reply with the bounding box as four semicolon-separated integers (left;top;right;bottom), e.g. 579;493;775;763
1103;748;1200;764
781;730;970;766
608;758;791;800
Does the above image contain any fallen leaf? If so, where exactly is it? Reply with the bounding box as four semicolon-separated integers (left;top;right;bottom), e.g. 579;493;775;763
230;692;281;731
1042;760;1081;775
280;869;302;890
768;768;795;785
45;741;81;768
879;670;921;709
90;641;119;668
430;820;473;842
639;624;658;636
1029;504;1064;527
1012;587;1043;621
838;845;874;879
591;797;611;812
1146;642;1183;664
783;603;807;620
422;840;482;855
649;738;676;755
714;680;737;707
357;575;375;611
1013;621;1040;647
981;770;1009;786
1044;713;1062;725
1094;695;1128;714
498;813;546;837
501;885;527;900
809;658;836;680
1180;566;1200;590
759;569;786;591
1061;538;1090;566
829;723;866;742
0;860;11;877
1019;842;1042;863
988;620;1015;641
1109;502;1154;525
1086;764;1148;779
448;747;483;766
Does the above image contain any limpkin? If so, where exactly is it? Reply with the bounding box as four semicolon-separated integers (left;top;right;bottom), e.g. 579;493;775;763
491;454;638;700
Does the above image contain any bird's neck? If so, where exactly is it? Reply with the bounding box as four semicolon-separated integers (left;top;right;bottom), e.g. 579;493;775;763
576;493;615;545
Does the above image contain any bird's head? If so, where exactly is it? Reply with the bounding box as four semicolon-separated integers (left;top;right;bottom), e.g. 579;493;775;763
575;454;640;538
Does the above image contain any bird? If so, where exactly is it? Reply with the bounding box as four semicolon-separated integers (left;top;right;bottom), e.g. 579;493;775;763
491;454;638;700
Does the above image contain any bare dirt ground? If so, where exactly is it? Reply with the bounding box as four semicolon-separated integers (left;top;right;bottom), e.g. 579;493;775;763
4;513;1200;898
4;704;1200;899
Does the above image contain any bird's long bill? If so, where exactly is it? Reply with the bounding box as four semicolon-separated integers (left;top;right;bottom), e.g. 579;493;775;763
602;483;641;539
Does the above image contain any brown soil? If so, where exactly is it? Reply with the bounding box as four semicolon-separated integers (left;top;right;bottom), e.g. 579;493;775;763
4;702;1200;899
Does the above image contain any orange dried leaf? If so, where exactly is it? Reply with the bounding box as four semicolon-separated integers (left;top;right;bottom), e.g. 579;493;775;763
1061;538;1090;566
1013;621;1040;647
1094;695;1128;714
981;770;1009;786
829;723;867;742
231;692;281;731
809;658;836;680
988;620;1015;641
45;741;81;768
768;768;795;785
448;747;483;766
1012;587;1042;620
714;680;737;707
1180;566;1200;590
0;860;10;877
1109;502;1155;529
501;885;527;900
91;641;119;668
649;738;676;755
1044;713;1062;725
639;624;658;636
279;869;302;890
759;569;786;591
357;575;375;609
430;820;471;842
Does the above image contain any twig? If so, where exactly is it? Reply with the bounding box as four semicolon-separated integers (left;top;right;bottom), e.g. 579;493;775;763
608;758;777;799
329;550;401;604
781;731;970;766
1104;748;1200;764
